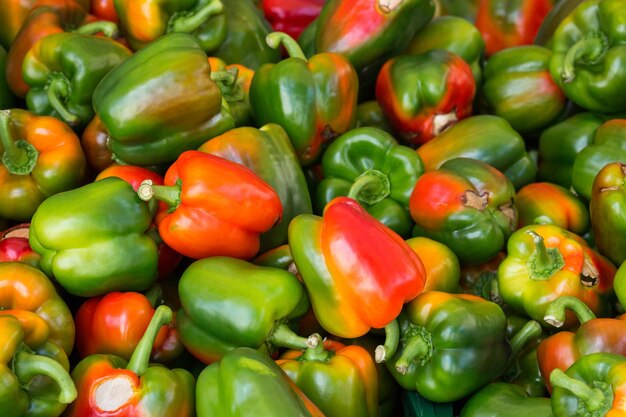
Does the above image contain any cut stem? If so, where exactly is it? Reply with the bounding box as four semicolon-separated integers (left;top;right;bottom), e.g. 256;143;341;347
47;75;79;126
127;305;173;375
375;319;400;363
137;179;182;209
301;333;331;362
509;320;542;359
267;323;318;350
13;351;77;404
266;32;307;60
544;296;596;328
74;21;119;38
168;0;224;34
347;169;391;205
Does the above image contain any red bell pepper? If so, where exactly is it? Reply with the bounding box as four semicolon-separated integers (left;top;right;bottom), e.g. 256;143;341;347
0;223;40;267
261;0;325;41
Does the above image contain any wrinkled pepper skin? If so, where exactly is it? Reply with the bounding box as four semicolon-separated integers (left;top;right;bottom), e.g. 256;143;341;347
481;45;566;135
139;150;282;260
460;382;553;417
198;124;312;251
590;162;626;265
22;32;132;129
289;197;426;340
416;115;537;189
0;262;74;355
516;182;590;235
497;224;616;328
278;337;379;417
93;33;234;166
197;347;325;417
29;177;159;297
250;31;358;166
410;157;517;265
376;50;476;146
405;237;461;293
315;127;424;237
475;0;552;56
549;0;626;113
404;15;485;84
177;257;311;364
0;46;17;110
262;0;325;41
66;305;195;417
0;109;86;222
0;315;77;417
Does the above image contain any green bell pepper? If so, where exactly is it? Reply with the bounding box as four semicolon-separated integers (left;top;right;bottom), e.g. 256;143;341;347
29;177;159;297
92;32;234;166
315;127;424;237
0;46;16;110
460;383;553;417
22;32;132;129
355;101;393;133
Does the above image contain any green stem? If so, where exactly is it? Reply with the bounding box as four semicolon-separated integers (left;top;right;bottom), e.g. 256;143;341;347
347;169;391;205
544;296;596;328
137;179;182;210
0;110;39;175
266;31;307;60
562;31;608;83
508;320;542;359
393;325;432;374
168;0;224;33
549;369;610;413
375;319;400;363
301;333;332;362
267;323;318;350
127;305;173;375
47;75;79;126
13;351;77;404
74;21;119;38
526;230;564;280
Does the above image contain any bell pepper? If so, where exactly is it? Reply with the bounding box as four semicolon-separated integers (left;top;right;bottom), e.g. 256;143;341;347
262;0;325;41
549;353;626;417
253;244;294;270
250;31;358;166
375;49;476;146
460;382;553;417
0;46;17;110
460;252;506;299
92;32;234;166
480;45;566;135
177;256;314;364
196;347;325;417
549;0;626;113
538;296;626;393
0;315;76;417
198;124;312;252
207;56;255;127
314;127;424;237
410;157;517;265
497;224;616;327
29;176;159;297
405;237;461;293
289;197;426;361
22;32;131;128
416;115;537;189
137;150;282;260
616;262;626;313
355;101;393;133
6;0;116;98
80;115;113;174
0;224;40;268
516;182;590;236
65;305;195;417
0;262;74;355
75;290;183;363
386;291;542;402
437;0;479;21
91;0;117;22
404;15;485;85
0;109;86;222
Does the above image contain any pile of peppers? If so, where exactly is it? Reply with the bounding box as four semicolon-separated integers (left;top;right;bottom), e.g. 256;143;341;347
2;0;626;416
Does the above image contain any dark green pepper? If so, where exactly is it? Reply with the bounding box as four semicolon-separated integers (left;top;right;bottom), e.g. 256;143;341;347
460;383;553;417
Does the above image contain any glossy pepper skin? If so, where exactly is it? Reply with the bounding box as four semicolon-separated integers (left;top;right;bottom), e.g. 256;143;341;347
278;336;379;417
410;157;517;265
405;237;461;293
0;262;74;355
29;177;159;297
250;31;358;166
197;347;325;417
22;32;131;129
375;50;476;146
549;0;626;113
460;382;553;417
0;315;77;417
0;224;41;268
262;0;325;41
497;224;616;328
198;124;312;252
138;150;282;260
615;262;626;317
481;45;566;135
80;115;114;174
65;305;195;417
0;109;86;222
93;33;234;166
315;127;424;237
416;115;537;189
475;0;552;56
177;256;312;364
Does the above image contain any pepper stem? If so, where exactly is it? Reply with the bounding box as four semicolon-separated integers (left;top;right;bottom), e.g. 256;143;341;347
168;0;224;34
392;324;432;374
47;75;80;126
301;333;332;362
526;230;565;280
549;369;612;414
347;169;391;205
508;320;542;360
74;21;119;38
375;319;400;363
137;179;182;210
267;322;319;350
544;296;596;328
127;305;173;375
266;32;307;60
13;351;77;404
562;31;609;83
0;110;39;175
210;68;244;101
